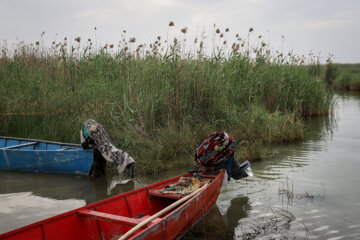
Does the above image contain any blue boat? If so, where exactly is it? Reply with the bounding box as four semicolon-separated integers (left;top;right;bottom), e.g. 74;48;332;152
0;136;94;175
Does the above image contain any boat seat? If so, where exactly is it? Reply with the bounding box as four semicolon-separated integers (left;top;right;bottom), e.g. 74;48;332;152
78;209;161;227
148;190;184;199
56;147;75;151
0;142;37;150
78;209;141;226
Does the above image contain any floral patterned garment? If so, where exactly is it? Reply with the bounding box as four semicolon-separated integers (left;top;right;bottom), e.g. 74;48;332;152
194;130;236;167
80;119;135;177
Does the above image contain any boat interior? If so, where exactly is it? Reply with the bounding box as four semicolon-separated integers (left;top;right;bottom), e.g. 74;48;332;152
0;137;82;151
76;173;216;239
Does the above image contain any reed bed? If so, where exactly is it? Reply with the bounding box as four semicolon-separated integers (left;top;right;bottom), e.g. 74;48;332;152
332;64;360;91
0;24;333;173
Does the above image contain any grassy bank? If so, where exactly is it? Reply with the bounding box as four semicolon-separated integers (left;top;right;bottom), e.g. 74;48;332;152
0;28;333;174
332;64;360;90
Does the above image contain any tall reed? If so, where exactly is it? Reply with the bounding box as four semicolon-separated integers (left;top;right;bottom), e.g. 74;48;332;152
0;26;333;173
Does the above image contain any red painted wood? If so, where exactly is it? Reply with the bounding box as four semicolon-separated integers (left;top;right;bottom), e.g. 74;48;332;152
148;190;183;199
0;170;225;240
78;210;142;226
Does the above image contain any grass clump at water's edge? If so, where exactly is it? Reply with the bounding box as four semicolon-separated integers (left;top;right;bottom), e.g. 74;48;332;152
0;26;333;174
332;64;360;91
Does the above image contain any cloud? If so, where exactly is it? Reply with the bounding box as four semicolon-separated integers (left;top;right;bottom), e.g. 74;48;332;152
153;0;179;7
296;20;346;31
0;0;359;62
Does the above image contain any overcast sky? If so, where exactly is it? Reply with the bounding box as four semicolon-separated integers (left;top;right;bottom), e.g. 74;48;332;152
1;0;359;63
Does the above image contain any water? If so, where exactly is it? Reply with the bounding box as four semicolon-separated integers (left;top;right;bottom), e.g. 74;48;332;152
1;92;360;239
210;91;360;239
0;166;184;234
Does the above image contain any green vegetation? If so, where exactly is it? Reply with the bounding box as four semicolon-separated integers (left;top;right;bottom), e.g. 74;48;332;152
0;26;333;174
333;64;360;90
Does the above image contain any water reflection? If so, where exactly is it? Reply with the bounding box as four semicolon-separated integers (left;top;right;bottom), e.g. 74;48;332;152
0;171;97;203
183;196;250;240
216;196;251;240
0;171;96;233
0;192;85;234
89;174;134;201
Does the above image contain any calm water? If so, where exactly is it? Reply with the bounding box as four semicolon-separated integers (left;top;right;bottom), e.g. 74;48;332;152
1;92;360;239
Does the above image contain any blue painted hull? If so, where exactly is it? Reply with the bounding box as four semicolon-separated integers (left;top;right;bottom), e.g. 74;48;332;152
0;136;93;175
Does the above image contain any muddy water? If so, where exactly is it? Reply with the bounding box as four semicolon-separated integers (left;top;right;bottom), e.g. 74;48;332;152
1;92;360;239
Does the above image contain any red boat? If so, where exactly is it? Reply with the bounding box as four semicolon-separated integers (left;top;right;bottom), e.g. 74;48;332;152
0;170;225;240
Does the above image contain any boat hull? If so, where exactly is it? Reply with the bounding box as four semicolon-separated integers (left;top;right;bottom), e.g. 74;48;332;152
0;136;93;175
0;170;225;240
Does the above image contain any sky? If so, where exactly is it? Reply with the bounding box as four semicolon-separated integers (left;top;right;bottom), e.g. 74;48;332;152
0;0;359;63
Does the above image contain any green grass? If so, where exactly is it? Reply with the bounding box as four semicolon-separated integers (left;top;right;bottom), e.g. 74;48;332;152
0;30;333;174
333;64;360;90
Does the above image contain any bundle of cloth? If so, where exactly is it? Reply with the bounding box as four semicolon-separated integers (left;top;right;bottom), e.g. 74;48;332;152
80;119;135;177
194;130;252;181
